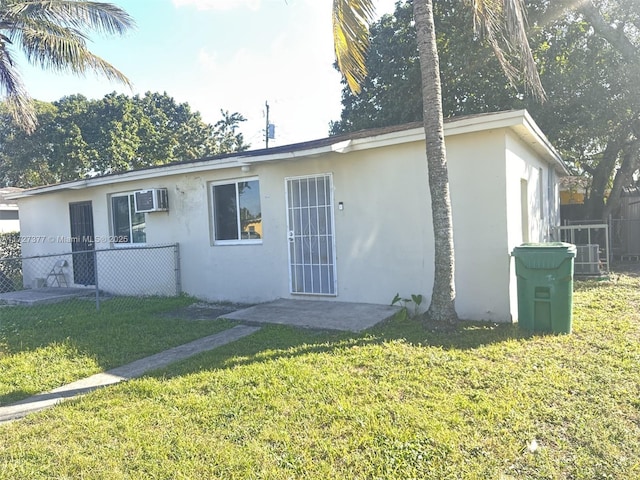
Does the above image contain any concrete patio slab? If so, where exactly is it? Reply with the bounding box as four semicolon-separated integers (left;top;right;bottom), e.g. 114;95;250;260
221;299;401;332
0;287;94;306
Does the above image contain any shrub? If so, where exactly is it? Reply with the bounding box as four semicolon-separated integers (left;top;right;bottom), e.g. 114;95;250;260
0;232;21;291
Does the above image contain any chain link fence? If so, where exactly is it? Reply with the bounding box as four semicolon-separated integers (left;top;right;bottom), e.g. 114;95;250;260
556;217;640;264
0;232;21;294
610;218;640;259
0;243;181;312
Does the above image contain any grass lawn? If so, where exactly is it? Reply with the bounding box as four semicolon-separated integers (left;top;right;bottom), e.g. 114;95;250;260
0;297;234;405
0;276;639;479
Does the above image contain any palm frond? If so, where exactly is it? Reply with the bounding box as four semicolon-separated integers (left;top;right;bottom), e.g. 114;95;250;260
16;20;131;86
0;0;135;132
5;0;135;36
0;43;37;132
332;0;376;94
470;0;546;100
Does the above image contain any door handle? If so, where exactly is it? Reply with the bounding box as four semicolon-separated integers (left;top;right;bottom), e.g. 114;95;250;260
288;231;295;242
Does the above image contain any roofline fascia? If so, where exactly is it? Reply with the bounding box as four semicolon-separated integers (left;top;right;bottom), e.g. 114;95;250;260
9;109;568;199
437;109;568;175
517;110;570;175
9;157;246;198
313;109;569;175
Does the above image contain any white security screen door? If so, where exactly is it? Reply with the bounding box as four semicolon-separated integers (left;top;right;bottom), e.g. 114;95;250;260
286;174;337;295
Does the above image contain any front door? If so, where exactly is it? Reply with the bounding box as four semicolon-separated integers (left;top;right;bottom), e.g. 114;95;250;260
286;174;337;295
69;201;96;286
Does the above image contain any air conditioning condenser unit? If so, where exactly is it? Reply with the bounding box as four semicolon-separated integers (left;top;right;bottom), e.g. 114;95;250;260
134;188;169;213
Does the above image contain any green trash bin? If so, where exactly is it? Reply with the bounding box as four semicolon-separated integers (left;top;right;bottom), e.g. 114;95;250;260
511;242;576;334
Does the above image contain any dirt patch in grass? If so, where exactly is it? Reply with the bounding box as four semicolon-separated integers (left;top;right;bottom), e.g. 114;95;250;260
162;302;252;321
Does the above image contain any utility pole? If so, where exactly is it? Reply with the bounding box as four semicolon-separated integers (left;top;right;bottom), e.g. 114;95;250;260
265;101;275;149
265;101;270;149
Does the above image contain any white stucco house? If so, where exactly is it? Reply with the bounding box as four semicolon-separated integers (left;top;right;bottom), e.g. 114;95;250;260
10;110;568;323
0;187;21;233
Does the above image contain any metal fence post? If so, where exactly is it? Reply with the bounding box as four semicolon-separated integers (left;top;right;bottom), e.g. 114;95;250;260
94;249;100;311
174;243;182;296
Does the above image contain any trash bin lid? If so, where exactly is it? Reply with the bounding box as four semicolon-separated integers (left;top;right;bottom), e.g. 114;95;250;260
511;242;577;269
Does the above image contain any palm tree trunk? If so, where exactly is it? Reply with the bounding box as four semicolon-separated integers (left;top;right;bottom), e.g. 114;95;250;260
413;0;458;323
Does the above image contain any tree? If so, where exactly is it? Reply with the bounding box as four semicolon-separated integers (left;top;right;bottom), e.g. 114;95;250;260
564;0;640;220
331;0;524;135
332;0;544;323
0;0;134;132
0;92;250;187
211;110;249;156
332;1;640;223
525;1;640;220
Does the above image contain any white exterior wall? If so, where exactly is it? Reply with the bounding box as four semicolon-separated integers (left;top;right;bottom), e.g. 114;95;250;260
174;145;433;305
94;247;178;296
270;143;433;307
446;130;512;322
15;119;563;323
18;187;179;294
16;146;430;304
18;194;83;287
504;130;562;322
19;194;77;258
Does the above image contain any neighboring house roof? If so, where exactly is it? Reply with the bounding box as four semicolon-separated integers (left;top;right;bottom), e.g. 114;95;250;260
0;187;22;206
7;109;569;200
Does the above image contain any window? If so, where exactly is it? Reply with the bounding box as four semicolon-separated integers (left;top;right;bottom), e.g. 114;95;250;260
111;193;146;244
211;179;262;244
0;210;19;220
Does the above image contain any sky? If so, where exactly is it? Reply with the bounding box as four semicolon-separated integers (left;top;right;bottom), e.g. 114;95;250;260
18;0;399;149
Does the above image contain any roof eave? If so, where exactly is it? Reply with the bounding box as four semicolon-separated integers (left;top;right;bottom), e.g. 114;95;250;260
9;109;569;198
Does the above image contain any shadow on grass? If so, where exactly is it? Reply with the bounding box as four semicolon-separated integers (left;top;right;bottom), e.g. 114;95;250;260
0;297;545;404
151;313;541;380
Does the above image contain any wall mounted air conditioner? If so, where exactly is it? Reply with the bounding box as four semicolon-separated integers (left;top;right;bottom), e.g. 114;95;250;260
134;188;169;213
575;244;600;275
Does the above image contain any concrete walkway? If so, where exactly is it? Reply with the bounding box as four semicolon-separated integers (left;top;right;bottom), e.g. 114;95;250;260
0;325;260;424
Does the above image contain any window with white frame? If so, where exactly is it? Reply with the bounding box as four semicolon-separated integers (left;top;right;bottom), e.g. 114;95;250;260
211;179;262;244
111;193;146;244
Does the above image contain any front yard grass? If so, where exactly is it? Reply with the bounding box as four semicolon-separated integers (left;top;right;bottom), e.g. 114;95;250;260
0;297;234;405
0;275;639;479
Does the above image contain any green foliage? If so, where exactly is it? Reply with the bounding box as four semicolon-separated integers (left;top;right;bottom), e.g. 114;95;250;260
0;232;21;291
331;0;640;220
0;0;134;132
391;292;423;319
330;0;523;135
0;93;250;188
0;232;20;259
524;0;640;218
